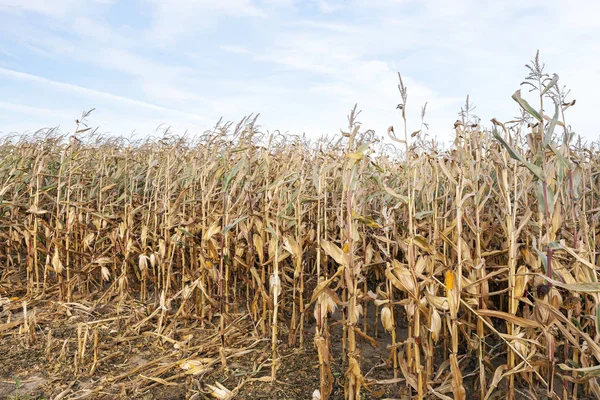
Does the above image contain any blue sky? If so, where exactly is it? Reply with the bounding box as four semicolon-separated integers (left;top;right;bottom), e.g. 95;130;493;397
0;0;598;142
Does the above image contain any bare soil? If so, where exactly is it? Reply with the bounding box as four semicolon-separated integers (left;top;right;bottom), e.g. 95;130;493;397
1;287;594;400
0;288;410;399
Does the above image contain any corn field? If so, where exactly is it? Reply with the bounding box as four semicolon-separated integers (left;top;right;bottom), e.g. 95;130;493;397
1;54;600;399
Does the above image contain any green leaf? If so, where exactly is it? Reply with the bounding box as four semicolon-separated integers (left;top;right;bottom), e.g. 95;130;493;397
544;103;559;145
541;73;559;95
382;182;409;204
415;211;433;220
547;241;561;250
370;161;385;174
512;89;542;122
265;226;278;240
534;182;554;216
534;247;548;275
548;143;572;170
357;143;370;153
40;183;58;192
223;159;246;189
492;129;545;180
537;275;600;293
546;184;555;215
178;228;195;238
222;216;248;235
351;211;382;229
558;363;600;377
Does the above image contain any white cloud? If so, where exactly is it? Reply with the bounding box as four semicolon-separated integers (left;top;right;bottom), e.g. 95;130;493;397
71;16;121;43
1;0;599;143
315;0;340;14
251;26;464;140
146;0;267;45
0;67;208;121
0;101;76;117
5;24;203;106
0;48;16;59
220;45;252;55
261;0;295;6
0;0;111;18
292;20;358;33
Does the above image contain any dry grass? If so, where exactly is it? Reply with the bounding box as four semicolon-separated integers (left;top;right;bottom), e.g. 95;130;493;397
1;53;600;399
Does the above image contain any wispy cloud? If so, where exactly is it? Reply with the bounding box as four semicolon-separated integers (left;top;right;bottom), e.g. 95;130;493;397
0;0;598;141
292;20;357;33
0;67;208;121
220;45;252;55
0;101;76;118
146;0;267;45
0;0;111;18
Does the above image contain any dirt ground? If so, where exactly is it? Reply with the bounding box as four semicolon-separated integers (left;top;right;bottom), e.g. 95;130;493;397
0;288;414;400
1;289;593;400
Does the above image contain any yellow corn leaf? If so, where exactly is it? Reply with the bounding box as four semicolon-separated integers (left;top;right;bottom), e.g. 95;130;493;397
203;221;221;242
386;261;416;294
321;240;348;266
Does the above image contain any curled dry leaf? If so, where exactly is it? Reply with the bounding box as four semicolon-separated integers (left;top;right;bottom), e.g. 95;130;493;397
425;293;450;311
514;264;529;299
534;299;555;326
450;354;466;400
203;221;221;242
138;254;149;272
179;359;209;375
207;382;232;400
321;240;348;266
314;289;338;325
381;306;393;333
386;260;416;294
101;266;111;281
477;309;542;329
354;303;363;322
269;273;282;296
430;308;442;342
52;250;64;275
484;365;507;400
510;329;528;357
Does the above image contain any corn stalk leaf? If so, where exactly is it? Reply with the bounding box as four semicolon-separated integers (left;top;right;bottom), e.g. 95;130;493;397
382;182;409;204
476;309;541;328
222;216;248;235
321;240;348;266
597;303;600;336
492;129;545;180
558;363;600;377
537;275;600;293
544;103;559;145
549;143;572;170
535;180;554;215
512;89;543;122
541;73;559;95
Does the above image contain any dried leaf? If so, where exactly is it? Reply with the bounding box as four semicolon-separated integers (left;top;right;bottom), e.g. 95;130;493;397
476;309;541;328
